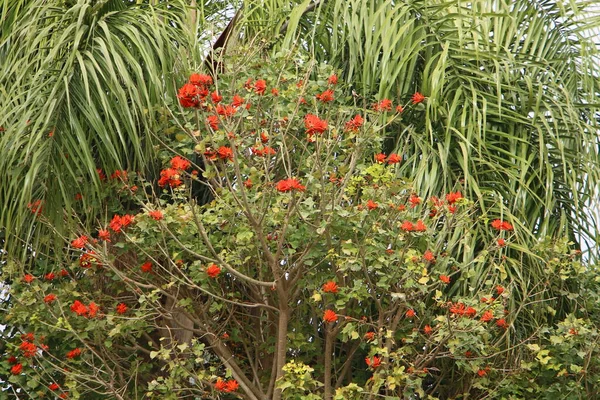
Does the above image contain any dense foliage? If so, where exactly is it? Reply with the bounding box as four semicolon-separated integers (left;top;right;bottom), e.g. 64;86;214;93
1;53;599;400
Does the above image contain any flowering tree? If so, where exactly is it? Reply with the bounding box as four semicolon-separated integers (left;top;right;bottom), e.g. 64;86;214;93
1;52;599;400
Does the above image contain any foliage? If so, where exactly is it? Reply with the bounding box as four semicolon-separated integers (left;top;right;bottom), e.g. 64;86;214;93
1;52;599;400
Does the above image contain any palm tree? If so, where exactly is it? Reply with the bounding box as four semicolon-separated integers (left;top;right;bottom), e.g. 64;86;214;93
0;0;232;259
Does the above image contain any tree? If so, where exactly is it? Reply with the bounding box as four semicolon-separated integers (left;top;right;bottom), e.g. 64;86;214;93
1;51;599;400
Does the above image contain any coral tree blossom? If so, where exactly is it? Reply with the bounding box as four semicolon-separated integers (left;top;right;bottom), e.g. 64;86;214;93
345;114;364;132
412;92;426;104
304;114;328;135
276;178;306;193
323;309;337;323
207;264;221;278
322;281;339;293
491;219;514;231
365;356;381;368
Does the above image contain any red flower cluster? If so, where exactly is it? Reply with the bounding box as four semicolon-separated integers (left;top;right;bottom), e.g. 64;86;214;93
316;89;334;103
215;378;239;392
11;363;22;375
372;99;392;112
344;114;364;132
159;156;192;188
491;219;514;231
449;302;476;318
276;178;306;193
170;156;191;170
206;264;221;278
251;146;277;157
27;199;43;215
406;309;416;318
481;310;494;322
305;114;328;136
140;261;153;273
446;191;463;204
254;79;267;95
79;251;99;268
44;294;57;304
366;200;378;210
374;152;402;164
364;332;375;341
423;250;435;263
412;92;426;104
70;300;99;318
322;281;339;293
423;325;433;335
323;309;337;323
217;146;234;161
71;235;88;249
365;356;382;368
66;348;81;359
49;383;60;391
328;74;338;85
149;210;163;220
178;73;213;108
116;303;128;315
109;214;134;233
23;274;35;284
400;220;427;232
19;340;37;358
439;275;450;284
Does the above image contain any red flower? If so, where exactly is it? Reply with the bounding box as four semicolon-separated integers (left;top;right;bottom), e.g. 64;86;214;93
207;264;221;278
496;318;508;329
449;302;466;316
60;268;69;277
497;238;506;247
322;281;339;293
66;348;81;359
414;220;427;232
10;363;22;375
495;285;505;295
149;210;163;220
216;104;237;117
98;229;110;241
260;132;269;143
254;79;267;95
401;221;414;232
170;156;191;171
215;378;227;392
211;91;222;103
79;252;98;268
232;95;245;107
481;310;494;322
365;356;381;368
71;300;88;316
23;274;35;284
19;341;37;357
465;307;477;318
158;168;182;188
316;89;334;103
446;191;463;204
207;115;220;130
276;178;306;193
364;332;375;341
477;369;487;377
304;114;328;135
27;199;44;215
116;303;127;315
408;194;422;208
491;219;514;231
406;309;416;318
396;105;404;113
71;235;88;249
439;275;450;284
49;383;60;391
177;83;200;108
411;92;426;104
323;309;337;323
423;325;433;335
44;294;57;304
387;153;402;164
189;73;213;87
225;380;239;392
7;356;17;364
244;179;253;189
344;114;364;132
366;200;378;210
373;99;392;112
217;146;234;161
109;215;123;232
328;74;338;85
140;262;153;273
423;250;435;263
373;153;386;163
88;302;99;318
120;214;134;228
44;272;56;281
271;88;279;96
